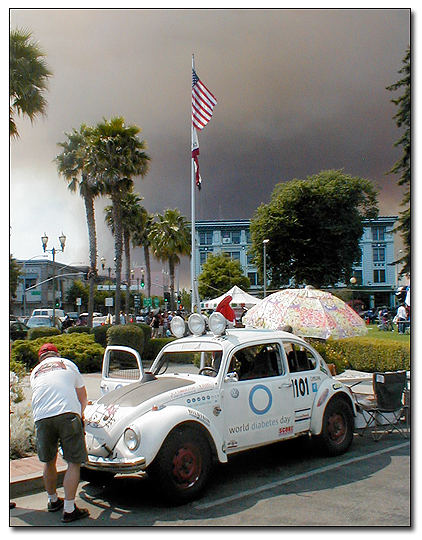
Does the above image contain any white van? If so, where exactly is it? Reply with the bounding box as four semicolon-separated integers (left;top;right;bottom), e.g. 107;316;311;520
31;308;66;320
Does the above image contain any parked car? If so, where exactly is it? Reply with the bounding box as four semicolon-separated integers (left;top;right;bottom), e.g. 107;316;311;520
83;313;358;504
10;316;29;340
26;315;63;332
31;308;66;321
77;312;103;326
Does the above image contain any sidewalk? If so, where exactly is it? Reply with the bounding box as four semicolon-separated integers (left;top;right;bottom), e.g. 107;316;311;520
10;454;67;498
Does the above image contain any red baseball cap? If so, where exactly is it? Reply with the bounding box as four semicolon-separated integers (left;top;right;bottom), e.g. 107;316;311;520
38;343;59;358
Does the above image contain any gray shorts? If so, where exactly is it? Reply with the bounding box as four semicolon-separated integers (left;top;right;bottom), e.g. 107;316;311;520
35;413;88;464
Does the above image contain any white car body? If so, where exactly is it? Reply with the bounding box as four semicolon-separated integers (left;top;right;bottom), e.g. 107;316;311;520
84;322;360;504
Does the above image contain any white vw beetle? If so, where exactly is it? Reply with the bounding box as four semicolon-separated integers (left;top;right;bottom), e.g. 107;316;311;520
83;313;358;504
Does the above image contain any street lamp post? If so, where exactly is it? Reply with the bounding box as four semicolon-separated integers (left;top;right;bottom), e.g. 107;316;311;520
350;276;357;311
41;232;66;322
263;239;269;298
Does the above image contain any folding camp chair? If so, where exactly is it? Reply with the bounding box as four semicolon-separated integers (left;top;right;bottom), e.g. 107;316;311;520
356;371;409;441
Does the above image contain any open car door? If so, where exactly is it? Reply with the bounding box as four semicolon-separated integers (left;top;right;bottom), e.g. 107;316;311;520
100;345;144;396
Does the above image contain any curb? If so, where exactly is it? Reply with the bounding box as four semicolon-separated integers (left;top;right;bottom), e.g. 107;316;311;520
10;460;67;499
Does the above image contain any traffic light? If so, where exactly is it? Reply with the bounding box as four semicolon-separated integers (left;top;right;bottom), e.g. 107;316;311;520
140;274;145;289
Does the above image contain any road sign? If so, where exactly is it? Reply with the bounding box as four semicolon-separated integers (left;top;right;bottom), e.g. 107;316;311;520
105;297;114;307
143;297;152;308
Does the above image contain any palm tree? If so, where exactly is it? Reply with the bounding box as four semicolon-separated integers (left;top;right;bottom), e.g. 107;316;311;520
85;117;150;320
55;124;100;327
150;208;191;311
105;191;145;316
10;28;52;138
132;208;154;299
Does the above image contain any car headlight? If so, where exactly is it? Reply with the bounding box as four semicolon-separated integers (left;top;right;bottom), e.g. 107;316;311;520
188;313;207;335
123;426;141;451
209;312;227;335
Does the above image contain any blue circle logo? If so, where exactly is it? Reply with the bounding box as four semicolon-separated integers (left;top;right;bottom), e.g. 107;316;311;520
249;385;272;415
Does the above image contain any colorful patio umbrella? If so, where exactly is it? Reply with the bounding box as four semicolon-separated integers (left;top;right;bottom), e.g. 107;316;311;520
243;287;368;340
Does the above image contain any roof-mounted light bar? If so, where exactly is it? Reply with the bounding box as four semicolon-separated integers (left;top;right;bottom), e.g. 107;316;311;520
170;312;228;338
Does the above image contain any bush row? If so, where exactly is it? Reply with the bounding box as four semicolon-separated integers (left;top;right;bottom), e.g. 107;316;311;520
309;337;410;373
10;323;176;374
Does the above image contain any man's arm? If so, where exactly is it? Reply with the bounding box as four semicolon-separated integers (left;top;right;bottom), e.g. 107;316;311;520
76;386;88;415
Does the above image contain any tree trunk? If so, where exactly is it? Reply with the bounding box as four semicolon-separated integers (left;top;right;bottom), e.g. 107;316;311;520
124;230;131;317
84;192;97;327
112;193;123;323
144;245;151;298
169;258;175;312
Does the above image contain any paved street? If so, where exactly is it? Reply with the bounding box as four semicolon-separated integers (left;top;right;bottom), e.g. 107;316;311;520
10;433;410;527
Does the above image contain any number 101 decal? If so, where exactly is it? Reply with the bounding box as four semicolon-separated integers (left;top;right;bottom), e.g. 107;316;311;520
292;377;309;398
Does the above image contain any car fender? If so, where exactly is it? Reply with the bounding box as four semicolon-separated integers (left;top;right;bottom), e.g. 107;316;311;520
122;404;228;467
310;378;357;436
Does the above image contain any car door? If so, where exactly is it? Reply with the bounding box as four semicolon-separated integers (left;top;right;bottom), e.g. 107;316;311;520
222;342;294;453
283;340;321;434
100;345;144;395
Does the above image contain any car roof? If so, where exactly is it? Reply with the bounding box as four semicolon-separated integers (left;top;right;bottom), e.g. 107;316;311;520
165;328;309;351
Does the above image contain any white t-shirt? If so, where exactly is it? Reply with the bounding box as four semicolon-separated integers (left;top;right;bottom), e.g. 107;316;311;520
397;305;407;320
30;357;85;422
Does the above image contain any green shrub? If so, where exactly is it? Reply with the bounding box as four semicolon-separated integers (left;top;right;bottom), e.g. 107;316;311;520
91;324;112;347
28;326;60;340
10;333;104;373
310;338;410;374
66;326;92;334
147;337;176;360
132;323;152;355
106;324;144;355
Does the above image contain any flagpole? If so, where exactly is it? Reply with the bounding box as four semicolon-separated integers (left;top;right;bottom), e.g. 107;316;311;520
191;54;197;313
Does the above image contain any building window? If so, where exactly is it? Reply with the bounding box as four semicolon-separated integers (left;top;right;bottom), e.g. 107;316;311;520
200;251;210;265
221;231;231;244
232;231;241;244
353;270;363;286
373;269;386;283
226;251;240;261
373;245;386;263
199;231;213;245
248;272;258;286
372;227;385;241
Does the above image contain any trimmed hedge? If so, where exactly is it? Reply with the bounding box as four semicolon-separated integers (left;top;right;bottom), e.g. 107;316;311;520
91;324;112;347
106;324;144;355
10;334;104;373
147;337;177;360
309;338;410;374
66;326;92;334
28;326;60;340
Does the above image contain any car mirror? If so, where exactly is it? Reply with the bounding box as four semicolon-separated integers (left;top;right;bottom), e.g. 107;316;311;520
224;372;239;383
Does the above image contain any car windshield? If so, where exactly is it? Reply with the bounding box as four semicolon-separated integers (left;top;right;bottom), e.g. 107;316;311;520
27;317;52;328
152;347;224;377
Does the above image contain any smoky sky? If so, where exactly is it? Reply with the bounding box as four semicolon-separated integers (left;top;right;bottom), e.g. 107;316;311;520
9;8;410;288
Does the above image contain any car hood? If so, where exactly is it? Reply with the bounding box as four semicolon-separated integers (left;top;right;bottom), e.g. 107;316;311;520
84;376;196;453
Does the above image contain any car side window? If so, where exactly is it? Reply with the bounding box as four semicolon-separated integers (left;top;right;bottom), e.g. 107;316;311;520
284;342;317;373
228;343;283;381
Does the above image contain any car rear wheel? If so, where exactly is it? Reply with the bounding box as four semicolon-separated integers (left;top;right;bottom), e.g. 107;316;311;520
315;398;354;456
148;425;212;505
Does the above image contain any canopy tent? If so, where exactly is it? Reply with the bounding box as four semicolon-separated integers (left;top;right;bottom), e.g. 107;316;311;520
201;285;260;311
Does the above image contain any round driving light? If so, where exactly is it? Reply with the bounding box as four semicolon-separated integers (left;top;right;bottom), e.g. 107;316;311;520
188;313;206;335
170;315;186;338
123;427;140;451
209;312;227;336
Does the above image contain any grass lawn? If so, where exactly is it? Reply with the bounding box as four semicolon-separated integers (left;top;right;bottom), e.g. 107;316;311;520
358;324;410;344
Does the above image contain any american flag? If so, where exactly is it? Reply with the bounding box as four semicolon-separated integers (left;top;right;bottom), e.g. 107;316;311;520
192;69;217;131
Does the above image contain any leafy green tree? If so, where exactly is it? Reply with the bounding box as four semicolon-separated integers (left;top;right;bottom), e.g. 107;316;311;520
386;47;410;276
85;117;150;320
66;280;89;309
105;191;145;315
150;209;191;311
198;253;250;299
250;170;378;289
10;256;21;305
10;28;52;138
55;124;100;327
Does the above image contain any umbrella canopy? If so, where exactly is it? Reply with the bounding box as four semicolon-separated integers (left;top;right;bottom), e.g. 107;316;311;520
202;285;260;310
243;287;368;340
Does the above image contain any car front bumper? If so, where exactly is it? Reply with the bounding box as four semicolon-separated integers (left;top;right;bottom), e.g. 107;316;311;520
84;454;146;474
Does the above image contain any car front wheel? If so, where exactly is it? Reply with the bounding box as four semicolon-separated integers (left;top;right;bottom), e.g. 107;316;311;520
315;398;354;456
148;425;212;505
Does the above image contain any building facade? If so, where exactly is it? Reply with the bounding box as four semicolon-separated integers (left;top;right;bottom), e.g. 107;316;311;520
195;216;400;309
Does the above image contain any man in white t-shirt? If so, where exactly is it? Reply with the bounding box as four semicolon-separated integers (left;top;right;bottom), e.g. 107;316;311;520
30;343;89;523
